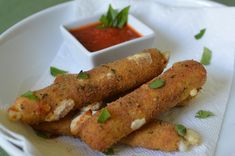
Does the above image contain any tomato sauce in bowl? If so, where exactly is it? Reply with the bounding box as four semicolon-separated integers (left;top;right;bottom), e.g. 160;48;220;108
69;22;142;52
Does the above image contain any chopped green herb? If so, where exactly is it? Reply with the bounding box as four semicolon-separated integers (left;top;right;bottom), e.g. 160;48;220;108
114;6;130;28
106;5;118;27
98;108;111;123
195;110;214;119
175;124;186;137
103;148;114;155
194;28;206;40
77;70;89;79
149;79;165;89
98;5;118;28
21;91;39;101
98;4;130;29
50;66;67;77
200;47;212;65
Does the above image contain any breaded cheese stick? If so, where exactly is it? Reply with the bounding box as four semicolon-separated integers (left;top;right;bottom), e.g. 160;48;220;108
33;117;200;152
121;121;200;152
32;102;103;136
32;90;198;137
32;83;198;136
32;90;133;136
8;49;168;124
77;60;207;151
33;112;74;136
121;121;180;151
33;95;201;152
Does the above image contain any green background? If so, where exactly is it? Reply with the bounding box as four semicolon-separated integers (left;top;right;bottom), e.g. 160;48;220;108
0;0;234;155
0;0;70;33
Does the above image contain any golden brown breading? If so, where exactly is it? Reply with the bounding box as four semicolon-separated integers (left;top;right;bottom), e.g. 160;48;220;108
120;121;180;151
32;102;103;136
32;115;180;151
122;120;201;152
32;95;198;138
8;49;168;124
32;95;200;152
77;60;207;151
33;116;180;151
32;112;75;136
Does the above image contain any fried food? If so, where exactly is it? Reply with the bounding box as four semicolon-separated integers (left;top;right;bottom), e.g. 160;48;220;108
32;112;75;136
8;49;168;124
120;121;180;151
33;118;200;152
76;60;207;151
32;85;198;137
32;93;198;136
121;121;201;152
33;88;201;152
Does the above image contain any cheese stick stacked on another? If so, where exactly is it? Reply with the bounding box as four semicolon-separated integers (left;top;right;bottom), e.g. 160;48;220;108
75;60;206;151
8;49;168;124
33;96;201;152
8;49;206;153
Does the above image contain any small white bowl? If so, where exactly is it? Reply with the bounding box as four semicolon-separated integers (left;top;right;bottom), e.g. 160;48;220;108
61;13;155;70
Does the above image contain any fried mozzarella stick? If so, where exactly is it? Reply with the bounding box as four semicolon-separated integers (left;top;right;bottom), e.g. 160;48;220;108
32;93;197;137
77;60;207;151
33;112;74;136
33;117;200;152
33;102;103;136
8;49;168;124
32;83;197;136
33;93;201;151
121;121;200;152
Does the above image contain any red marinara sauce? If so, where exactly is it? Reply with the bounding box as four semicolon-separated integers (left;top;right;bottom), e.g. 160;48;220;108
69;22;142;52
